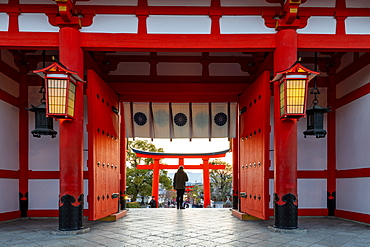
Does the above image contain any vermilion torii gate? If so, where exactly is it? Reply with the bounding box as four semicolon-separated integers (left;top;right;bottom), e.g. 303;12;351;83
132;148;228;208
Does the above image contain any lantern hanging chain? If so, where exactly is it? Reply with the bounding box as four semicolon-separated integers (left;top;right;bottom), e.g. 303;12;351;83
311;52;320;105
39;50;46;104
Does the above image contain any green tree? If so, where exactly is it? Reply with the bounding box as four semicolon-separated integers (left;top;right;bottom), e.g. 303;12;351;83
210;159;232;202
126;140;172;202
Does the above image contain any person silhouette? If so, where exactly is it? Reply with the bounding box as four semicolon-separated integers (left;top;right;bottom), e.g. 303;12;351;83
173;166;188;209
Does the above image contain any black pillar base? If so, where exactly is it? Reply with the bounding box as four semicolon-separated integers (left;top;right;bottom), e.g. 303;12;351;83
59;194;84;231
19;192;28;217
327;191;336;216
274;193;298;229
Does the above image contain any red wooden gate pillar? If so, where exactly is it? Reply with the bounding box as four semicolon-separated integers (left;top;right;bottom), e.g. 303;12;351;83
202;158;211;208
58;27;85;231
232;137;239;210
273;28;299;229
151;159;160;208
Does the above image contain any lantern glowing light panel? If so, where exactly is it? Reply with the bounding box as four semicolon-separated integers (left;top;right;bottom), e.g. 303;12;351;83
34;60;83;119
47;76;76;118
273;62;319;119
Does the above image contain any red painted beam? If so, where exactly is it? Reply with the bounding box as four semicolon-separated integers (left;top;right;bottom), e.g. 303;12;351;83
0;211;20;222
27;170;89;179
336;210;370;224
269;170;329;179
336;168;370;178
0;32;58;49
3;4;370;17
1;32;370;51
81;33;276;51
0;169;19;179
298;34;370;51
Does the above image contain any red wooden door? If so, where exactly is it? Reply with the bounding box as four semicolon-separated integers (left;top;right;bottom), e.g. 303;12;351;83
87;70;120;220
239;71;270;220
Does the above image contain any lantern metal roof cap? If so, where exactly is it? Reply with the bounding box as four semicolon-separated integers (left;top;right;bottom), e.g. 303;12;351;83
33;60;84;82
271;61;320;82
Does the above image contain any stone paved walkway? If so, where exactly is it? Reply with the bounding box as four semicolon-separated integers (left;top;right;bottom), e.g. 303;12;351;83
0;208;370;246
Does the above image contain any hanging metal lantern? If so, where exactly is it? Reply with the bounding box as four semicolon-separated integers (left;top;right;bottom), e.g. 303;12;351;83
271;62;319;119
33;60;84;119
303;100;331;138
27;102;57;138
303;52;331;138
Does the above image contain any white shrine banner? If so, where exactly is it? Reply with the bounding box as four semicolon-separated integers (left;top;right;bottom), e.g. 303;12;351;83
124;102;151;138
212;102;237;138
152;103;170;138
172;103;190;138
191;103;209;138
124;102;236;139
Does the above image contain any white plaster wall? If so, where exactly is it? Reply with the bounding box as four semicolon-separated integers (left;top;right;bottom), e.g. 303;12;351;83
28;179;58;209
346;0;370;8
0;73;19;98
0;179;19;213
221;0;280;7
298;179;327;208
301;0;335;7
337;65;370;99
19;13;59;32
81;15;138;33
157;63;202;76
220;16;276;34
84;179;88;209
0;13;8;31
27;179;88;210
77;0;137;5
0;101;19;170
148;0;210;6
269;178;274;209
28;86;59;171
297;88;328;170
269;179;327;209
346;17;370;35
298;16;336;34
336;94;370;170
147;15;211;34
110;62;150;75
337;178;370;214
0;0;7;3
